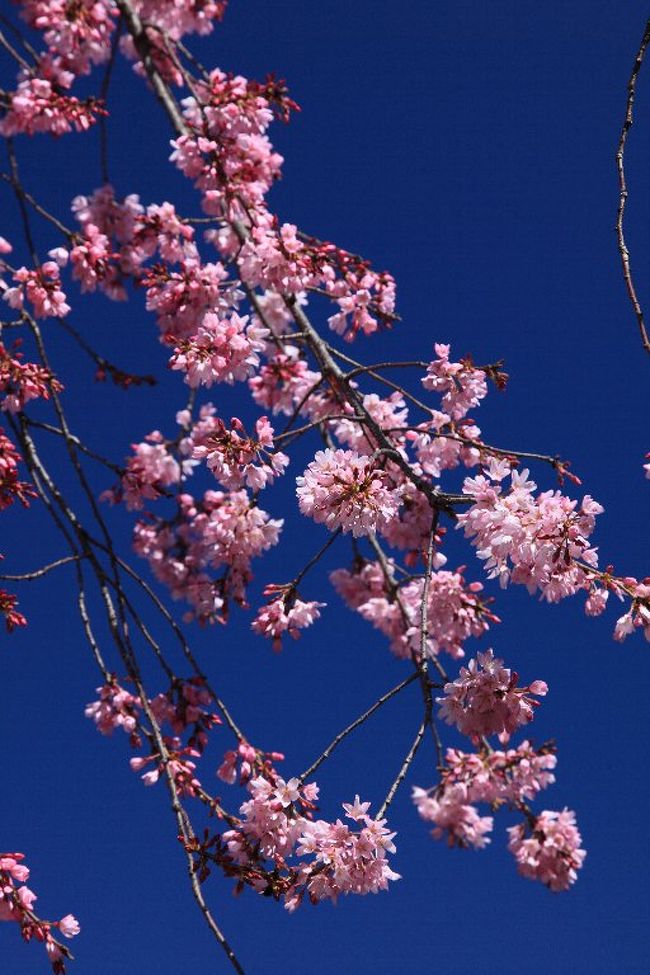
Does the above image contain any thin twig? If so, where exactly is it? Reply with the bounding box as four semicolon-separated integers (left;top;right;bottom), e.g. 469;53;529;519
376;718;428;820
0;555;80;582
616;18;650;354
300;672;419;782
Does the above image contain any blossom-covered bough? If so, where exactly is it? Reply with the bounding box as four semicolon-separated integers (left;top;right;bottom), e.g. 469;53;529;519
1;3;650;971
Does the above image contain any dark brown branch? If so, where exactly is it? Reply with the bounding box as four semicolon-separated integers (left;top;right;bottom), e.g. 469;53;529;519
616;18;650;354
300;672;419;782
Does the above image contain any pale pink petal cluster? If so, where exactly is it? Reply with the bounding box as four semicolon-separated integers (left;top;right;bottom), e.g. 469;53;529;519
170;69;288;216
133;490;282;619
170;312;268;387
422;343;488;419
217;740;286;789
437;649;548;739
296;448;401;537
252;595;324;650
239;223;315;294
3;262;70;318
84;682;140;736
507;809;586;891
412;785;493;850
442;742;557;804
333;392;408;454
613;581;650;642
120;433;182;510
0;78;101;136
0;342;62;413
407;412;482;477
413;742;557;851
0;852;79;969
0;584;28;633
324;263;396;341
143;258;240;339
19;0;116;78
332;561;491;660
149;678;220;752
458;460;603;600
67;224;117;293
220;776;398;908
190;414;288;490
0;428;35;510
248;348;322;416
131;746;203;798
293;802;399;905
378;480;448;557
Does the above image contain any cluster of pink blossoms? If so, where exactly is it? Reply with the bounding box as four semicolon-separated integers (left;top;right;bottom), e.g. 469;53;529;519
86;678;221;798
333;392;408;454
407;411;482;478
3;261;70;319
84;681;140;738
297;448;401;537
442;742;557;805
0;583;27;633
412;784;494;850
413;658;583;894
507;810;586;891
3;2;228;138
252;589;325;650
0;425;34;632
248;348;322;416
0;853;79;973
149;678;221;752
331;559;493;660
70;185;196;294
613;580;650;642
412;742;557;852
0;342;61;413
132;490;282;621
169;311;269;389
238;221;397;340
0;78;103;137
103;408;284;620
217;741;285;786
170;69;289;217
437;649;548;739
18;0;117;78
458;459;603;602
0;429;35;510
189;412;289;491
118;431;183;510
422;344;488;420
219;777;398;909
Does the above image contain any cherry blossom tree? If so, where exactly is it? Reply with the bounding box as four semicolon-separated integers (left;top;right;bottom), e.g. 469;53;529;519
1;3;649;972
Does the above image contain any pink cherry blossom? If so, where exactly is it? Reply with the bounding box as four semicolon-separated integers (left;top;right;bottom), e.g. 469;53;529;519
507;809;586;891
170;312;268;387
422;344;488;420
190;413;289;490
252;593;324;650
4;262;71;318
437;649;548;739
0;78;103;136
296;448;401;537
85;682;141;736
412;785;493;850
58;914;80;938
458;461;603;601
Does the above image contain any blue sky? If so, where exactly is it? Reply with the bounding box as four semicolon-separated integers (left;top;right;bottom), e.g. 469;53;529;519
2;1;650;972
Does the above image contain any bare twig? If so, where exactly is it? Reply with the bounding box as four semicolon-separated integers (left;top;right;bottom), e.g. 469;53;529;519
616;18;650;354
300;672;419;782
